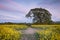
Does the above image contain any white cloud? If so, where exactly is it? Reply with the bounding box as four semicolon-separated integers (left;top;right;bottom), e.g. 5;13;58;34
0;11;26;20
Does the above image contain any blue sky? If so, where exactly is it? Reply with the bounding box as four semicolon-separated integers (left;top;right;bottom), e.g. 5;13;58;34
0;0;60;23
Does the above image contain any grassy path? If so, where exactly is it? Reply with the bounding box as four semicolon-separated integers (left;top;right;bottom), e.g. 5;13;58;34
20;27;39;40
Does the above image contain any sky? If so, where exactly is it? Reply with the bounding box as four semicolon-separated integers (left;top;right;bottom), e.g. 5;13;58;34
0;0;60;23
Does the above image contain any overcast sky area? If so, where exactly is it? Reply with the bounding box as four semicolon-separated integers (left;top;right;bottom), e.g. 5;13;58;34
0;0;60;23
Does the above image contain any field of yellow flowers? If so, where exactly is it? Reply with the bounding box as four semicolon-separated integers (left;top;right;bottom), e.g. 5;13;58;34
0;24;28;30
32;25;60;40
0;26;22;40
0;24;60;40
0;24;28;40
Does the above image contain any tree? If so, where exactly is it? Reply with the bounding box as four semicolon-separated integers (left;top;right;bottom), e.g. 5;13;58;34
26;8;52;24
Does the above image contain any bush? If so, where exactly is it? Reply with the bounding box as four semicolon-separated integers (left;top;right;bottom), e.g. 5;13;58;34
0;26;21;40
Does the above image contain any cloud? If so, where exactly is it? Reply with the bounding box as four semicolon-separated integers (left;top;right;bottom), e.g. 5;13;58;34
0;10;25;20
0;15;24;21
5;0;27;13
0;4;23;13
0;14;28;23
0;0;60;22
0;0;27;13
0;10;32;22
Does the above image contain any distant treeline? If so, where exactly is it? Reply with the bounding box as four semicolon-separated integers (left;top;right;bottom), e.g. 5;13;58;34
0;22;60;25
0;22;26;25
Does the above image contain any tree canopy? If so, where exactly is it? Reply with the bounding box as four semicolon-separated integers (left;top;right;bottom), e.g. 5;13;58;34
26;8;52;24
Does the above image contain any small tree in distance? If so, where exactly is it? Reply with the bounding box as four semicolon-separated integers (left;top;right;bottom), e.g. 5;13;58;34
26;8;53;24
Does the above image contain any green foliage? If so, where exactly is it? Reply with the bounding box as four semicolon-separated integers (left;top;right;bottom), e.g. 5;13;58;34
26;8;52;23
34;32;40;40
0;26;21;40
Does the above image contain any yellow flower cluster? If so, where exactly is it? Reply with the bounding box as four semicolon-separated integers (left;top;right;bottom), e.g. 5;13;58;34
36;25;60;40
0;26;21;40
0;25;28;30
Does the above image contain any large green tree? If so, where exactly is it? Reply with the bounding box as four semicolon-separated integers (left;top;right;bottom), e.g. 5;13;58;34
26;8;52;23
